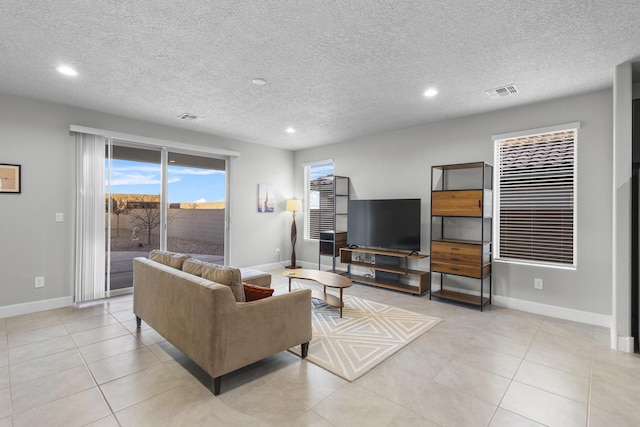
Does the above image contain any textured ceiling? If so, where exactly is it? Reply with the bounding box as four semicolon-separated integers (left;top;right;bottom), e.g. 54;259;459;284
1;1;640;151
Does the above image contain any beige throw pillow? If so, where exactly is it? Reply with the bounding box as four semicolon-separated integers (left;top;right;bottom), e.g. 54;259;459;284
201;264;246;302
149;250;190;269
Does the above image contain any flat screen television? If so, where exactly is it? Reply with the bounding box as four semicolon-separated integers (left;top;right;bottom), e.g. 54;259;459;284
347;199;421;251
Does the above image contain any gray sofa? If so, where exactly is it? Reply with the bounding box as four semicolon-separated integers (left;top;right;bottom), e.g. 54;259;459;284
132;254;312;395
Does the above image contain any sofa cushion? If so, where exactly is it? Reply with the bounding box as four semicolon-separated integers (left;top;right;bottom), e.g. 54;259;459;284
182;258;209;277
243;283;275;301
201;264;246;302
149;250;190;269
240;268;272;288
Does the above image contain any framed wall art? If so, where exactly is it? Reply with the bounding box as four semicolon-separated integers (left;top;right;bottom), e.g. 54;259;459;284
258;183;274;212
0;164;21;194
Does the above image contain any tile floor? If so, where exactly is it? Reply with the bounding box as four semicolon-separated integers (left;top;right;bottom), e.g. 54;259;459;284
1;269;640;426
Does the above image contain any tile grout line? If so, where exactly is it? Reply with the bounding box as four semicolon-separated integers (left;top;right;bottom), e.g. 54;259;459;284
59;307;124;427
1;322;12;424
485;314;546;427
585;327;595;427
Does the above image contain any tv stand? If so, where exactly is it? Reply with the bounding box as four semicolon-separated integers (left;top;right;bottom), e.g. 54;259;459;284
339;247;429;295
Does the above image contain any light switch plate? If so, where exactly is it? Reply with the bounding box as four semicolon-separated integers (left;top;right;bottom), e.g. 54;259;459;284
55;212;64;223
534;278;543;290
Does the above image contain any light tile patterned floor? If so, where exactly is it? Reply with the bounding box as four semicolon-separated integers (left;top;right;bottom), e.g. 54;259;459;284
1;268;639;426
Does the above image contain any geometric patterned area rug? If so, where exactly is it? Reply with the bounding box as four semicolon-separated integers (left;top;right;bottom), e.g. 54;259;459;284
289;294;441;381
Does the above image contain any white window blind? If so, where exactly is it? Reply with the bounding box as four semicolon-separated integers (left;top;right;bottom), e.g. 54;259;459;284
494;125;578;267
304;160;334;240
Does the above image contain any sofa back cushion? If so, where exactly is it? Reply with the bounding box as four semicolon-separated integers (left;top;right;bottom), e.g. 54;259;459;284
182;258;208;277
201;264;246;302
149;250;190;269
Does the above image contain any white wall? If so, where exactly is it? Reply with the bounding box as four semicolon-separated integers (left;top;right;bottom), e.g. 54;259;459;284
294;89;614;320
0;92;293;312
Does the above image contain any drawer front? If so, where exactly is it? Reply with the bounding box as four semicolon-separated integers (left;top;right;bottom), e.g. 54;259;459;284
431;261;491;278
431;251;479;266
431;241;481;257
432;190;483;217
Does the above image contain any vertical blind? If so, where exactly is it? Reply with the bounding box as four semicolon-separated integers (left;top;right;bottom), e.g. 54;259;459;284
496;128;577;266
75;132;107;302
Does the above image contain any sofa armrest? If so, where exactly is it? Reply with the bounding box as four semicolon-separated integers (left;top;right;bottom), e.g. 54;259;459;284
211;289;312;377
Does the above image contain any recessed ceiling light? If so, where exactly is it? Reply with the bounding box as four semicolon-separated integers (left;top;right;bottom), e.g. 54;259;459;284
57;65;78;76
423;88;438;97
252;78;267;86
286;127;296;134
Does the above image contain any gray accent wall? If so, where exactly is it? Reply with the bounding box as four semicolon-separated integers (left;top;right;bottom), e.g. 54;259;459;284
294;89;614;317
0;92;293;308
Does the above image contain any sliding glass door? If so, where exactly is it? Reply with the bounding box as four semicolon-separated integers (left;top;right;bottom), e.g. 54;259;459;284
105;145;161;294
166;152;226;263
104;144;226;294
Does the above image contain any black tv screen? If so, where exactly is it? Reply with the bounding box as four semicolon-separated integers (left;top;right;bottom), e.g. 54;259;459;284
347;199;421;251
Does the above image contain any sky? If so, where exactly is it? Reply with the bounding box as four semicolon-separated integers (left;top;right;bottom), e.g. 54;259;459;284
106;159;226;203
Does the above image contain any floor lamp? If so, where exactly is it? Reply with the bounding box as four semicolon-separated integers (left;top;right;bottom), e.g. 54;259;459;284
285;199;302;269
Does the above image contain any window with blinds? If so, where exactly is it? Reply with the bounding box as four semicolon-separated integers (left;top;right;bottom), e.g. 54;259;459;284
494;125;578;267
304;160;334;240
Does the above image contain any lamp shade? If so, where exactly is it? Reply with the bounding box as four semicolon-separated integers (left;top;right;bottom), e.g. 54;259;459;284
285;199;302;213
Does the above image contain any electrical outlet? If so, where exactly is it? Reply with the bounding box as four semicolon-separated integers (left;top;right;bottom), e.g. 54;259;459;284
35;276;45;288
275;248;280;255
534;278;543;290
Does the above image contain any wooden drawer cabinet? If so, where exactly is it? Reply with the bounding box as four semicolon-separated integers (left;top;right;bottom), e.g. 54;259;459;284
431;241;490;278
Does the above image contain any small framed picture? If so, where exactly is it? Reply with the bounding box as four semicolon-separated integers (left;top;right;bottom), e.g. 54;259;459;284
0;164;21;194
258;183;274;213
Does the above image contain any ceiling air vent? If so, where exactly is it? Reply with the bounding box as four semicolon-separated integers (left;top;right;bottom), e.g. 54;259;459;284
177;113;204;121
485;84;519;99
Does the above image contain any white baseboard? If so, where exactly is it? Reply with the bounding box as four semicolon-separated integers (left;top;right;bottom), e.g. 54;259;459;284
431;283;611;328
617;336;635;353
248;261;318;271
492;295;611;328
0;296;73;319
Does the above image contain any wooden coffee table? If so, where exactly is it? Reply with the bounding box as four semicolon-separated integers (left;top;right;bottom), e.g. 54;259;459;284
284;269;352;318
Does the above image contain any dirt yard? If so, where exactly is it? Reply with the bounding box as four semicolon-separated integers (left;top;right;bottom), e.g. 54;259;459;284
109;232;223;255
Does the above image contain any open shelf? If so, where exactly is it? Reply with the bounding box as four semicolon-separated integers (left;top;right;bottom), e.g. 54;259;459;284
431;289;491;307
340;246;427;259
345;260;427;277
349;274;429;295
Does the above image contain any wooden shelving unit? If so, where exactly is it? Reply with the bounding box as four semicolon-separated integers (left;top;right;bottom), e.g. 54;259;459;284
340;247;430;295
312;175;350;273
430;162;493;310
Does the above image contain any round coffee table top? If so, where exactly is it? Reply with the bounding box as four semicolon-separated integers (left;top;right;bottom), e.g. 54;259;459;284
283;269;352;289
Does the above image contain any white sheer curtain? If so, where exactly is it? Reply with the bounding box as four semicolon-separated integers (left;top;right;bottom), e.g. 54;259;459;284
75;132;106;302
